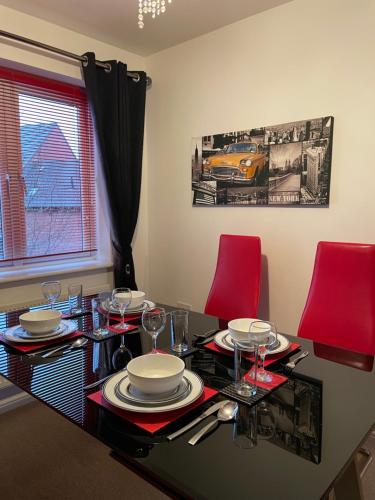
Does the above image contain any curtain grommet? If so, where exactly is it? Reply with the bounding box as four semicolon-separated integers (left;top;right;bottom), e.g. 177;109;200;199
125;264;131;275
82;55;89;67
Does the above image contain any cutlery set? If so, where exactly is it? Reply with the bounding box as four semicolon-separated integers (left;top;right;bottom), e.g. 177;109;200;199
167;400;238;445
27;337;88;358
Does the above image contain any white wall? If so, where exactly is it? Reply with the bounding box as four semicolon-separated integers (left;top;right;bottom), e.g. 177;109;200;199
0;5;149;309
145;0;375;335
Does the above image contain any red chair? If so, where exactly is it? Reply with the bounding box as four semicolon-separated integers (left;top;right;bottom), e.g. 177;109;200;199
298;241;375;356
204;234;261;321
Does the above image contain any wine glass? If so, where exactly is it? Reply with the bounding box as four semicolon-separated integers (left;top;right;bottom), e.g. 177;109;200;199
112;335;133;371
142;307;167;353
111;288;132;330
250;321;277;383
41;281;61;310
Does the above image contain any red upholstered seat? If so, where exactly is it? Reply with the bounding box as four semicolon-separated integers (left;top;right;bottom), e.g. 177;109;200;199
204;234;261;321
298;241;375;356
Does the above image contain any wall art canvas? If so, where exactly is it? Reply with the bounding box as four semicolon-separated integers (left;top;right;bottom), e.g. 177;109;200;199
192;116;334;207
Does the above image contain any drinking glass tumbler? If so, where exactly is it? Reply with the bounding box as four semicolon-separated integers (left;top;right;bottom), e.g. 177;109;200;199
41;281;61;310
170;309;189;353
91;298;109;337
68;283;83;314
234;338;257;397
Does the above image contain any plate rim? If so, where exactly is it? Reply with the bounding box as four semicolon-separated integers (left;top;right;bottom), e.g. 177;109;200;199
4;320;76;343
214;330;290;355
102;369;204;413
14;323;66;339
116;374;191;405
108;300;155;314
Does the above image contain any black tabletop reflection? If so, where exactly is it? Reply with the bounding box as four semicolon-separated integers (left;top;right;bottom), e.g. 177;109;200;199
0;299;374;500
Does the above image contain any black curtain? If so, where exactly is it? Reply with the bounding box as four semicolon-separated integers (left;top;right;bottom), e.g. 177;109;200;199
82;52;146;289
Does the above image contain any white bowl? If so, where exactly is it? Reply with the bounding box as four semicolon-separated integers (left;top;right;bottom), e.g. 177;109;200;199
19;310;62;335
228;318;259;343
129;290;146;309
126;354;185;394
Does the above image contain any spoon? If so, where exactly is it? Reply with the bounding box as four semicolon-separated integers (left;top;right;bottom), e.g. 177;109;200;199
188;401;238;445
42;337;88;358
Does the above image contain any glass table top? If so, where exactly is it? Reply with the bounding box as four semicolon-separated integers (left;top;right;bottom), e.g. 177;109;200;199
0;298;374;500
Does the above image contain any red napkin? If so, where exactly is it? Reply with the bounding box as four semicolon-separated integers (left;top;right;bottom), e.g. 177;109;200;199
87;386;218;434
107;323;138;334
0;330;83;354
204;341;301;367
244;370;288;391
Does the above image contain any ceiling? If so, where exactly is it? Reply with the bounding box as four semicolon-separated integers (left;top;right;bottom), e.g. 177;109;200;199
0;0;292;56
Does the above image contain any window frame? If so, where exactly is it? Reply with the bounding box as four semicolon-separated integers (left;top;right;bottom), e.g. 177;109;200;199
0;65;98;269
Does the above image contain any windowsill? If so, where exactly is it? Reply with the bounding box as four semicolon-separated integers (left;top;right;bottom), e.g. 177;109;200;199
0;258;113;285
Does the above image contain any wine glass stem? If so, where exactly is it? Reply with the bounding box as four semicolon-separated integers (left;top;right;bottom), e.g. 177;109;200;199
152;334;157;353
120;311;124;328
260;353;266;373
253;347;259;385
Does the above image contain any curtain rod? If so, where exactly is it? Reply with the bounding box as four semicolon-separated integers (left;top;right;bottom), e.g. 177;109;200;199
0;29;152;87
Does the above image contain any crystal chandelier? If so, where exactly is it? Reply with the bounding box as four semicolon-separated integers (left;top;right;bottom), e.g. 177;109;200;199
138;0;172;29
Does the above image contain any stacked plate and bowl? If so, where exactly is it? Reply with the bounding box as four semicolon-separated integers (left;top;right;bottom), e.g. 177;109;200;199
105;291;156;316
213;318;290;354
4;310;76;344
102;353;204;413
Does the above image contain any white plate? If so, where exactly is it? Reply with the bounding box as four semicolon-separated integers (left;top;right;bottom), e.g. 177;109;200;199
15;323;66;339
214;330;240;352
214;330;290;355
108;300;155;314
3;320;77;343
116;375;191;405
102;369;204;413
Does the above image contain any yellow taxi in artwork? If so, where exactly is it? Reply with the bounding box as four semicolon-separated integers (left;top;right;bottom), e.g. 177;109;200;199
202;142;268;184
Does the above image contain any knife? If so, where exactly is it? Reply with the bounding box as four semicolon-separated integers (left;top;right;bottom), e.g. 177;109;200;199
167;400;229;441
193;329;221;346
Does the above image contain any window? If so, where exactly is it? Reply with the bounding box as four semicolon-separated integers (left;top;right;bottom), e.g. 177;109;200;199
0;66;96;268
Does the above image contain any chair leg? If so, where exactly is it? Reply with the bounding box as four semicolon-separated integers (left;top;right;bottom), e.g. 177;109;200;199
357;446;373;478
333;456;364;500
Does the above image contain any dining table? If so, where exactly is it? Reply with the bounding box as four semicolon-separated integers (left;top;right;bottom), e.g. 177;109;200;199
0;295;374;500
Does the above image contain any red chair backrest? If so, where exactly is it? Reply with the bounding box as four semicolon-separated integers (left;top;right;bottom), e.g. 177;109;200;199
298;241;375;355
204;234;261;321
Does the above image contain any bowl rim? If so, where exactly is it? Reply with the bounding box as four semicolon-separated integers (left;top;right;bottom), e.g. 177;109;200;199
19;310;62;322
228;317;258;332
127;353;185;380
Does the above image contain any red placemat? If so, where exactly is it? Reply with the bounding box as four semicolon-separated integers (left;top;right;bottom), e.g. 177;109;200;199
107;323;139;334
244;370;288;391
98;306;142;324
204;341;301;367
0;330;83;354
87;386;218;434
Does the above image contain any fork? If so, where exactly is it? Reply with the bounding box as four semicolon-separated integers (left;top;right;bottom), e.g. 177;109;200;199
284;351;309;374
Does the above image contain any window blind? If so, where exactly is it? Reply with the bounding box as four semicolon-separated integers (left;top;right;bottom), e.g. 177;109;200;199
0;66;96;266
